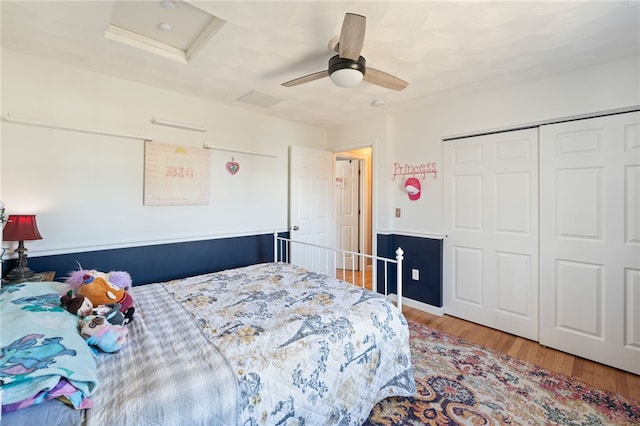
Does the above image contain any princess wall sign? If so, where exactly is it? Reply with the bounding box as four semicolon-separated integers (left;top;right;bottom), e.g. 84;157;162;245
392;161;438;201
392;161;438;181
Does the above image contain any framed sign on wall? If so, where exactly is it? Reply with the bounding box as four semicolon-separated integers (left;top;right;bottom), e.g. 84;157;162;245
143;141;210;206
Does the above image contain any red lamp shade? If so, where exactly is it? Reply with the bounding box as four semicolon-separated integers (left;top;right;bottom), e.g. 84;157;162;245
3;215;43;241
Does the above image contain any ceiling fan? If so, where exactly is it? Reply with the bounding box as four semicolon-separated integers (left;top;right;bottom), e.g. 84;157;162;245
281;13;409;91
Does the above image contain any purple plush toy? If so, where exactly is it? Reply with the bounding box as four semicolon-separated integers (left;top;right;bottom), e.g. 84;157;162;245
65;267;132;291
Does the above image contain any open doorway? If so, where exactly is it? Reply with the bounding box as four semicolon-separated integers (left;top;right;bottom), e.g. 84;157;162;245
334;147;372;271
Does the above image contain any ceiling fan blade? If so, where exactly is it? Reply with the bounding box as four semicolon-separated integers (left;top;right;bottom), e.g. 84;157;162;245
281;70;329;87
363;68;409;91
339;13;365;61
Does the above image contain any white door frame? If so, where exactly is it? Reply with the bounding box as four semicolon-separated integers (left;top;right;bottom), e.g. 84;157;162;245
334;157;362;269
333;146;373;270
288;144;375;277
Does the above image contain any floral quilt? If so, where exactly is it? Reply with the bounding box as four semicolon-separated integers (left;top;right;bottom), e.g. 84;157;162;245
163;262;416;426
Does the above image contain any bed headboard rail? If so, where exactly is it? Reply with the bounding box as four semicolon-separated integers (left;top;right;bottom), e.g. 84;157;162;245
273;232;404;312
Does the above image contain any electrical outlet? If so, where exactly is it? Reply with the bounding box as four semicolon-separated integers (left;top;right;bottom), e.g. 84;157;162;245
411;269;419;281
395;208;401;218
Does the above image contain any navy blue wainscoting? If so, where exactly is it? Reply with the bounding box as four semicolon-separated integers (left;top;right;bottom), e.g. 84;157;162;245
376;234;443;307
6;233;286;286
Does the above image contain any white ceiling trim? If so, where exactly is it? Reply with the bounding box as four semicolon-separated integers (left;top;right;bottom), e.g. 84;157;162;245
105;24;189;63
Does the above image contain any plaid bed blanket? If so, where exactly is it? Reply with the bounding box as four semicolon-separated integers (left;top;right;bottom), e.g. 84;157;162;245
85;283;239;426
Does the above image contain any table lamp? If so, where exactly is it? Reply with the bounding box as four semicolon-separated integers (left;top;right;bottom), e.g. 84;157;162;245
3;214;43;280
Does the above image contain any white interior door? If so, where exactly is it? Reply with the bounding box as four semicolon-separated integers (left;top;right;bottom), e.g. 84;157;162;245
539;111;640;374
335;159;360;270
444;128;539;340
289;146;334;275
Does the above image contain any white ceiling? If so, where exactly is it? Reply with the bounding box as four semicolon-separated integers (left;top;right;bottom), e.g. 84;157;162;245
2;1;639;128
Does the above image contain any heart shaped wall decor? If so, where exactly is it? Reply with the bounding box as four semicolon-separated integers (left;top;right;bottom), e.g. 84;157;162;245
226;161;240;175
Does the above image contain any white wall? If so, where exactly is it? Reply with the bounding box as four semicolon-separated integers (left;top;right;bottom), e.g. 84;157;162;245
3;50;638;257
333;56;640;237
326;114;393;232
1;50;327;256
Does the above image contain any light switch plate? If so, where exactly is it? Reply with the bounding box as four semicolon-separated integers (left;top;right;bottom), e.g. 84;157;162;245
412;269;419;280
395;208;401;218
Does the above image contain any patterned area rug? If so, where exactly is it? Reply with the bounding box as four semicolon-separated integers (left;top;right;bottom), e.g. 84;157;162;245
365;321;640;425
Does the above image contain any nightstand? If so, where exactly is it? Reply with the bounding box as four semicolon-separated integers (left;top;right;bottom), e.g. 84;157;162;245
2;271;55;285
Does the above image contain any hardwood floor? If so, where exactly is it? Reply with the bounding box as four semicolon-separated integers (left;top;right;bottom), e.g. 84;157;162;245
402;306;640;402
337;269;640;402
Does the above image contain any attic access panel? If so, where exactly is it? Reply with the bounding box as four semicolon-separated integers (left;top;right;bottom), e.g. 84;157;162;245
105;0;225;64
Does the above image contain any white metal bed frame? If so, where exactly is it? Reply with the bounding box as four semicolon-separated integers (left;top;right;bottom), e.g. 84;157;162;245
273;232;405;311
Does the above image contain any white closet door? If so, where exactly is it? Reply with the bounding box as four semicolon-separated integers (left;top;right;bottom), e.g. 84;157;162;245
540;112;640;374
444;129;539;340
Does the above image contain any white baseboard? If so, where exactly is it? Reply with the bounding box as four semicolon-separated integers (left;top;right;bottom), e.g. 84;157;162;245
387;294;445;316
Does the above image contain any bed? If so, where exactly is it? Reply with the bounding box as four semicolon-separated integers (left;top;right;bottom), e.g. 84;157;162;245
1;234;416;425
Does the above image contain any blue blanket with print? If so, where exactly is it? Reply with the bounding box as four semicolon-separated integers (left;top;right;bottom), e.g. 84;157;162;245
1;281;98;410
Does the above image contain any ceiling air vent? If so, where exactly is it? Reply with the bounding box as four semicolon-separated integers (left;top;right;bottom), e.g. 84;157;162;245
236;90;283;108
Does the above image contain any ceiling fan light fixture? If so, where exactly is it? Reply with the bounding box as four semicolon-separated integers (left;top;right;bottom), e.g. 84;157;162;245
330;69;363;88
329;55;366;88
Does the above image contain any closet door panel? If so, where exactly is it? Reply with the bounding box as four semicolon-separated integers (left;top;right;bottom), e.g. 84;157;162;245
539;111;640;374
496;251;531;316
453;174;483;231
452;246;483;305
626;164;640;244
556;168;602;240
625;268;640;349
555;259;602;336
444;128;539;340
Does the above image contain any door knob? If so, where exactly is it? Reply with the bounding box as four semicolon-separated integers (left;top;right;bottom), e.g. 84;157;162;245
292;226;299;231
